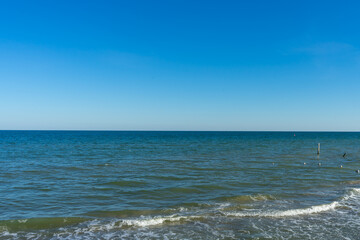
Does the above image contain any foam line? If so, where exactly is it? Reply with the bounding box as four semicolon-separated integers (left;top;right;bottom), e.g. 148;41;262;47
225;188;360;218
224;201;339;218
121;215;199;227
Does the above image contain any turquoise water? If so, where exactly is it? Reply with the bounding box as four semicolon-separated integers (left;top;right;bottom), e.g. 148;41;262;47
1;131;360;239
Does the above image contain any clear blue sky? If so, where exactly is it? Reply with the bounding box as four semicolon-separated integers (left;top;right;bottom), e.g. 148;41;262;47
1;0;359;130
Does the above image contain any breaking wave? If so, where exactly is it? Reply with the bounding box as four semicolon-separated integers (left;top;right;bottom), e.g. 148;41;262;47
224;188;360;218
2;188;360;239
224;201;339;218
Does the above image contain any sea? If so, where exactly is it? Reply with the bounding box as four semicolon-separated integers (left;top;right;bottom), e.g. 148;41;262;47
1;131;360;239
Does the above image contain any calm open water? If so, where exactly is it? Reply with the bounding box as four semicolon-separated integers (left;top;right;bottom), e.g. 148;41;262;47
1;131;360;239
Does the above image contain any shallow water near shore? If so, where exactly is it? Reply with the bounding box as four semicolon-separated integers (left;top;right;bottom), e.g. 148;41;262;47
1;131;360;239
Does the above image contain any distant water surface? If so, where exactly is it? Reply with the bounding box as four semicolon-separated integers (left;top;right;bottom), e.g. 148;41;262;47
1;131;360;239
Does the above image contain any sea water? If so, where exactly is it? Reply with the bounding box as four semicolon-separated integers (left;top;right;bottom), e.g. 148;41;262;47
1;131;360;239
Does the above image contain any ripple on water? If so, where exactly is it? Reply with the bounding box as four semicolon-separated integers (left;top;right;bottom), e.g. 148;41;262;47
102;181;148;187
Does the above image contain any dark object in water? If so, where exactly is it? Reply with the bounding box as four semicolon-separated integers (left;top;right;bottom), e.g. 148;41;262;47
343;153;347;158
356;170;359;174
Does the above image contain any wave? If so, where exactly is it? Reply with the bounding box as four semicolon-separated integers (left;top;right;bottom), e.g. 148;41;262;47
0;217;87;233
223;201;339;218
342;180;360;185
192;184;230;190
121;215;200;227
2;188;360;236
215;194;276;203
102;180;147;187
341;187;360;201
167;187;203;194
224;188;360;218
85;209;174;218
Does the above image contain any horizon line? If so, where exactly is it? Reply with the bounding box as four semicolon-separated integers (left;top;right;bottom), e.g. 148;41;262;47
1;130;360;132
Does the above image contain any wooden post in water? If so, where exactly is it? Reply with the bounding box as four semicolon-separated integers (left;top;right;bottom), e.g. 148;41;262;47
317;143;320;155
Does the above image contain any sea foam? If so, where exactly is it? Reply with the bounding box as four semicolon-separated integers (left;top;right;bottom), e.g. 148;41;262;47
121;215;191;227
224;187;360;218
224;201;339;218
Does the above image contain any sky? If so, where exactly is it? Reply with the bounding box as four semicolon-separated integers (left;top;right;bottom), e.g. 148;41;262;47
0;0;359;131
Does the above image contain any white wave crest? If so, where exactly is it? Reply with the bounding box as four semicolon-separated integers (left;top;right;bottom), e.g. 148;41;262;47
224;187;360;218
121;215;198;227
225;201;339;218
341;188;360;202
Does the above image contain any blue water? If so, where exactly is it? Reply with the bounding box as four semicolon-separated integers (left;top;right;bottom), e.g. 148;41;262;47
1;131;360;239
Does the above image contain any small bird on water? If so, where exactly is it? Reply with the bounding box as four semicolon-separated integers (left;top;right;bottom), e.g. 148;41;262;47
356;169;360;174
318;163;321;166
343;153;347;158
